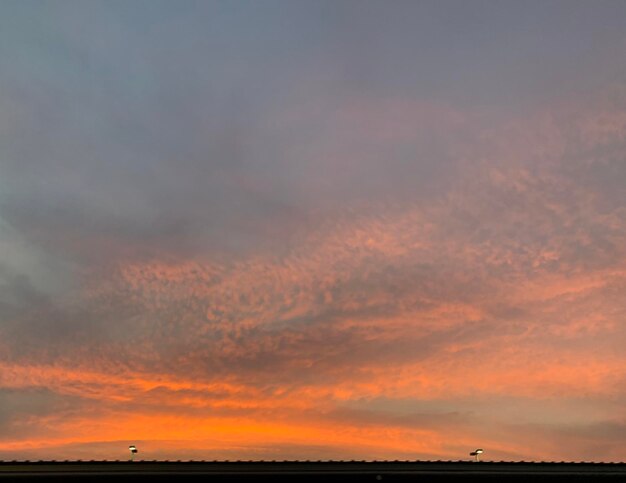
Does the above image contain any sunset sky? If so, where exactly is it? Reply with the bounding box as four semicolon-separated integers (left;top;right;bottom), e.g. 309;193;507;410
1;0;625;462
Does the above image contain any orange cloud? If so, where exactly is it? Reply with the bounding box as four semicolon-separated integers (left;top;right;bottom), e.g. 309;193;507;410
2;86;626;462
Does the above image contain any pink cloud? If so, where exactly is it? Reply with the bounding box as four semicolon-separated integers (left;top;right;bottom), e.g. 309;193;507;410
2;85;625;461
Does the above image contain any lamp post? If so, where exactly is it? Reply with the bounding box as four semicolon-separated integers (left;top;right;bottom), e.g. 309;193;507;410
129;445;138;462
469;449;483;462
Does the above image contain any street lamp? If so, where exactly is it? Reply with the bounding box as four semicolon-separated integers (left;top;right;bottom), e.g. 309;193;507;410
129;445;138;461
469;448;483;462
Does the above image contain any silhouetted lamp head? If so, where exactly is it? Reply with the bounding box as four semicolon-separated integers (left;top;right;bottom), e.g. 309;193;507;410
129;445;138;460
469;449;484;461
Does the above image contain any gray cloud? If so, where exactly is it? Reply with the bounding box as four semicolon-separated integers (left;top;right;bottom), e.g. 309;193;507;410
0;387;89;440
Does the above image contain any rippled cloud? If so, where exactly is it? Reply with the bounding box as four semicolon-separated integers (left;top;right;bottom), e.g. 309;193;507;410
0;0;625;462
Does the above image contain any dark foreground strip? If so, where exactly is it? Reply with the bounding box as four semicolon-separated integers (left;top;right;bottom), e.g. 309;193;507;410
1;460;625;482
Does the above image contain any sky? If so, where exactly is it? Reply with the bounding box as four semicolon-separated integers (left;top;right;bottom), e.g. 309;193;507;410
0;0;625;462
